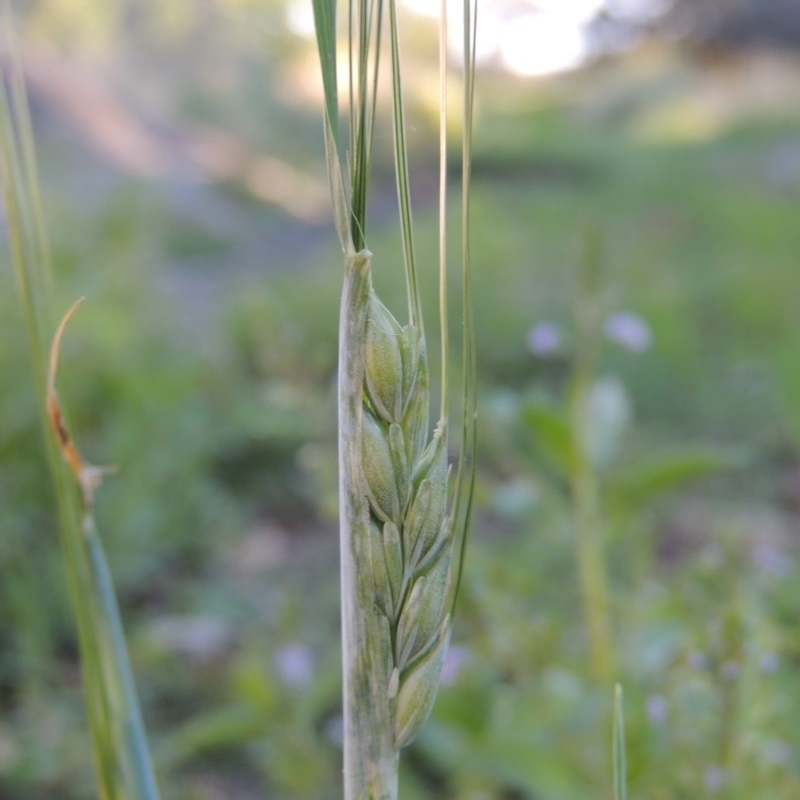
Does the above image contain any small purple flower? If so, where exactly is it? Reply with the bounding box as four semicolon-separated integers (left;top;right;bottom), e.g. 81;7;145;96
753;543;792;577
604;311;652;353
704;765;726;793
721;660;740;681
686;650;708;670
646;694;667;726
526;321;563;357
440;645;472;686
759;652;779;674
273;643;314;688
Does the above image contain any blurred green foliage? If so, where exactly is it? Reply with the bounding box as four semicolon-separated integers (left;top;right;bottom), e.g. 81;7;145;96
3;1;800;797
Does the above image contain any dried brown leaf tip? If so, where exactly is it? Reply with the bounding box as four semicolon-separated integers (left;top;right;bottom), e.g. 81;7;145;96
47;298;116;510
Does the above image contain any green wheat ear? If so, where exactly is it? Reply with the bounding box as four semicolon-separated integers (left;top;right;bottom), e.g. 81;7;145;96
313;0;478;798
358;282;452;748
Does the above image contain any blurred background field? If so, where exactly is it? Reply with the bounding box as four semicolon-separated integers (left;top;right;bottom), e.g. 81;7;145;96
3;0;800;797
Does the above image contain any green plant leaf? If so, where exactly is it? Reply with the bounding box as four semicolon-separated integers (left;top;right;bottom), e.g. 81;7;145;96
520;395;573;477
448;0;479;617
613;684;627;800
311;0;339;152
1;14;160;798
48;302;161;800
387;0;420;328
607;447;745;514
312;0;354;254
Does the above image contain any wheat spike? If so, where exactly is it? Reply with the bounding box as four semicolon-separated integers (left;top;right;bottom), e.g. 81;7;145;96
358;282;454;748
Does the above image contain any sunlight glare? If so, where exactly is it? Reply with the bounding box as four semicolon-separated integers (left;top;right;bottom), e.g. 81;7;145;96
500;13;589;77
286;0;316;38
605;0;674;22
533;0;606;24
402;0;605;76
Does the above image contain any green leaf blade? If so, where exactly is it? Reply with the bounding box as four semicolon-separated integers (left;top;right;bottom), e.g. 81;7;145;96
311;0;340;150
613;684;627;800
1;10;160;799
608;447;746;512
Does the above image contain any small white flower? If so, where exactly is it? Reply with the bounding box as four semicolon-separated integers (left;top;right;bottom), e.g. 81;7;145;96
323;715;344;747
147;615;233;662
604;311;652;353
763;738;791;766
585;377;631;466
273;643;314;688
526;321;563;357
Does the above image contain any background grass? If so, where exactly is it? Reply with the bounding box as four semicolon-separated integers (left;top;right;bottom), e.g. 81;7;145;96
3;2;800;798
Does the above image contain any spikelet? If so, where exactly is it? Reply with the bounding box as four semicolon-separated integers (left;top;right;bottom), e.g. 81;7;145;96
358;286;454;749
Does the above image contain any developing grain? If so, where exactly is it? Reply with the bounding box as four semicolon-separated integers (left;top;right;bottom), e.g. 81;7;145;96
354;276;456;748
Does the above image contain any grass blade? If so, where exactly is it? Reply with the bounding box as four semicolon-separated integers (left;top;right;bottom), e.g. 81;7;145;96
313;0;354;254
1;10;160;798
349;0;383;251
311;0;340;152
448;0;478;615
613;684;628;800
436;0;448;415
48;301;161;800
387;0;421;328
